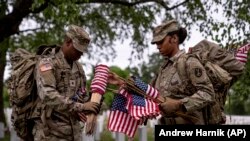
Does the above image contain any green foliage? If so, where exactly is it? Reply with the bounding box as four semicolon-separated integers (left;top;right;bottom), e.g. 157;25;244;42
3;85;9;108
1;0;250;120
225;54;250;115
104;66;130;108
10;1;163;62
86;65;130;108
128;52;163;83
3;0;248;61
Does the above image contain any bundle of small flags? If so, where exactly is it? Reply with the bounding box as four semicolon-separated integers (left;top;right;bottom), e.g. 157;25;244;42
107;74;198;137
90;64;109;95
86;64;110;135
72;86;88;122
122;76;198;123
128;91;160;120
124;76;164;103
108;88;160;138
131;76;159;99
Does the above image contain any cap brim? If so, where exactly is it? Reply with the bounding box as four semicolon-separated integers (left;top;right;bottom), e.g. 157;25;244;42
73;40;85;53
151;34;166;44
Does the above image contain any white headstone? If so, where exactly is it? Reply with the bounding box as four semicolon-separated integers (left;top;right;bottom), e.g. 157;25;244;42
115;132;125;141
138;125;147;141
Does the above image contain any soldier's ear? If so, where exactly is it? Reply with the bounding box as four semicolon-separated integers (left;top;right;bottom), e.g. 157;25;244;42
65;39;74;48
170;34;178;44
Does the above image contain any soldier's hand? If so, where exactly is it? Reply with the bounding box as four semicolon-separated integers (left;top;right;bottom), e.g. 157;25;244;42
81;102;100;114
159;97;183;116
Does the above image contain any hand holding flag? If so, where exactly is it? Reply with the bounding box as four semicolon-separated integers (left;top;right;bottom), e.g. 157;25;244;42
108;72;199;123
86;64;110;135
90;64;109;95
72;87;88;123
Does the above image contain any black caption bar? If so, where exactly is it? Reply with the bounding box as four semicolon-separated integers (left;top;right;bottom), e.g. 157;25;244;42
155;125;250;141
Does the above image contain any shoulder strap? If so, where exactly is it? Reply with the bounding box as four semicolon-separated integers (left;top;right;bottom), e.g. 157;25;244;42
75;62;86;87
176;54;189;86
36;44;59;55
177;53;203;82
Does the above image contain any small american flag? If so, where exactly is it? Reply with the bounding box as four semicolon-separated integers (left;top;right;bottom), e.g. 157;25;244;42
132;76;159;99
72;87;87;122
128;93;160;120
236;43;250;64
108;89;144;138
90;64;109;95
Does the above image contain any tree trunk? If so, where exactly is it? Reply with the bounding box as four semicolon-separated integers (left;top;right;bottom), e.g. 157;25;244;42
0;0;34;42
0;0;34;125
0;39;8;125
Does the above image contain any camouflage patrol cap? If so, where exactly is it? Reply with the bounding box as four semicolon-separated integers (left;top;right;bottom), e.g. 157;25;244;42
151;20;180;44
66;25;90;53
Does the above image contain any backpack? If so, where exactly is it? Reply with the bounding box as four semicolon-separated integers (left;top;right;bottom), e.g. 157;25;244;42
177;39;245;124
6;45;59;140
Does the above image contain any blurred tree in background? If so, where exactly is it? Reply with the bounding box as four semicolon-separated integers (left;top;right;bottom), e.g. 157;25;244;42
1;0;249;125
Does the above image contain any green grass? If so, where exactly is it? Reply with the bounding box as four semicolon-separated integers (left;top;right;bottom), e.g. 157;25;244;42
0;131;10;141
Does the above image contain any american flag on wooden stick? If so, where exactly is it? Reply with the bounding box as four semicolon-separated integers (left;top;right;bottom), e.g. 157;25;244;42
90;64;109;95
235;43;250;64
108;72;200;125
128;92;160;120
108;89;144;138
72;87;88;122
123;75;199;123
132;76;159;99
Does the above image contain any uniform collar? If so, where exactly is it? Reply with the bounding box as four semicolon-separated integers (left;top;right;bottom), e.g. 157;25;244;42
161;50;185;68
57;48;71;69
169;49;185;63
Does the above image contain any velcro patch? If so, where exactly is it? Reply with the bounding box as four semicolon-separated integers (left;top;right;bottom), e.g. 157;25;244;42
194;67;202;77
40;63;52;72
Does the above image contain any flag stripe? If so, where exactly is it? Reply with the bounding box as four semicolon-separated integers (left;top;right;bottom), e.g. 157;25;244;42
128;91;160;120
108;87;160;138
133;77;159;99
235;43;250;64
90;64;109;94
108;110;140;137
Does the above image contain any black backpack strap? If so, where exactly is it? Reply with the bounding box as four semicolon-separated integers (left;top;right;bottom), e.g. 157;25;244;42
176;54;211;124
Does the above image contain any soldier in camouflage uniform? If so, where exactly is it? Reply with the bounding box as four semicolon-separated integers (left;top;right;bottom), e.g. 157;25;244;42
151;20;215;125
32;25;100;141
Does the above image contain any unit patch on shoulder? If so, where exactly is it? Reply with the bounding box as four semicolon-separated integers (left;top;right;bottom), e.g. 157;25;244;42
194;67;202;77
40;63;52;72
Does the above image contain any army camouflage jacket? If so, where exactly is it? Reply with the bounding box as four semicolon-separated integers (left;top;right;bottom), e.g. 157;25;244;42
153;50;215;124
33;47;88;140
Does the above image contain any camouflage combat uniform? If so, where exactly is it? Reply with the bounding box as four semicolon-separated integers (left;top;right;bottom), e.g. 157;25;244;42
153;50;215;124
151;20;215;125
32;25;90;141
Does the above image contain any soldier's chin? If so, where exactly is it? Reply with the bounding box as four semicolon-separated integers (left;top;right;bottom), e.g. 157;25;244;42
159;51;165;56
